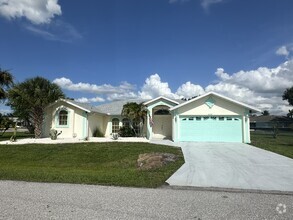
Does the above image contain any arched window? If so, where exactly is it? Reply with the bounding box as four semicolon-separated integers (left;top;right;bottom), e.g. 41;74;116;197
122;118;130;128
59;110;68;126
154;109;170;115
112;118;120;133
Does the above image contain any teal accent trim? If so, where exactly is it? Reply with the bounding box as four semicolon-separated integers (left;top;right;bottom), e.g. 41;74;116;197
205;97;215;108
55;109;70;128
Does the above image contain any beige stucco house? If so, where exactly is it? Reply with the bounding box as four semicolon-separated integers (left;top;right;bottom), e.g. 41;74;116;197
43;92;260;143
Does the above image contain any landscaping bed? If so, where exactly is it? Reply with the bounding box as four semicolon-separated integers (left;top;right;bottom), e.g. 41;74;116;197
0;142;184;188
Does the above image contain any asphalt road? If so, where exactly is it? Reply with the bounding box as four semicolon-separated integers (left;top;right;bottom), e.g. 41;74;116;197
0;181;292;220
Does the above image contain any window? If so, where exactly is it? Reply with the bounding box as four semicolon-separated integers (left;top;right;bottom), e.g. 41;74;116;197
227;117;232;121
122;118;130;128
154;109;170;115
196;117;201;121
58;110;68;126
203;117;209;120
211;117;217;120
189;117;194;121
112;118;120;133
234;118;239;121
219;117;224;121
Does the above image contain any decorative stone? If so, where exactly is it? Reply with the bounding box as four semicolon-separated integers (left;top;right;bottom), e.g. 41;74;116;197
50;129;62;140
137;152;178;170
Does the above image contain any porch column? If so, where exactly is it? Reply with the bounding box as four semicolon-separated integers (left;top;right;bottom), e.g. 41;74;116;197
147;109;153;140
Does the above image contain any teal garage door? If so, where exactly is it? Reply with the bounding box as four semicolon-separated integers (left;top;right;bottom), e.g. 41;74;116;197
179;116;242;142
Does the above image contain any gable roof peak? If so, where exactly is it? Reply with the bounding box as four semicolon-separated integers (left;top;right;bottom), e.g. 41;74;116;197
143;96;179;106
169;91;261;113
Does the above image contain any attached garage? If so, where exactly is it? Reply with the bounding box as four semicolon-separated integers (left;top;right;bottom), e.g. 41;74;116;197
170;92;261;143
179;116;242;142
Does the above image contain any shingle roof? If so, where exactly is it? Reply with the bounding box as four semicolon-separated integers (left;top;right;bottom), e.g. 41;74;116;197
61;97;184;115
95;99;148;115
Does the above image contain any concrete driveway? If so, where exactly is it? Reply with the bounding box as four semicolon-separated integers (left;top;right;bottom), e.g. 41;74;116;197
166;142;293;192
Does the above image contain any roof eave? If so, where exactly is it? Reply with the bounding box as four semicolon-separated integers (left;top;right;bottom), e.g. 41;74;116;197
170;92;261;113
143;96;179;106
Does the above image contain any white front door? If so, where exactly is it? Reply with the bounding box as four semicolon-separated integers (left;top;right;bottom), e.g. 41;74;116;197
152;115;172;139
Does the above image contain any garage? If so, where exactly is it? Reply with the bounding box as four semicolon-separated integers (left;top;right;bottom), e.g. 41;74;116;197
179;116;242;142
169;92;261;143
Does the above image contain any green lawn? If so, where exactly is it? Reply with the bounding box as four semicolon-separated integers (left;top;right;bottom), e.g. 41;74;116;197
0;142;184;188
250;131;293;159
0;131;34;141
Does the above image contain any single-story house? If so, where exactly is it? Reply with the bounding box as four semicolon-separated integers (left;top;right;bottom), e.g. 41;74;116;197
250;115;293;130
43;92;260;143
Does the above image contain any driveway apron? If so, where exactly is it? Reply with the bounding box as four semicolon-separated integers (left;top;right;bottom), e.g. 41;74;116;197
166;142;293;191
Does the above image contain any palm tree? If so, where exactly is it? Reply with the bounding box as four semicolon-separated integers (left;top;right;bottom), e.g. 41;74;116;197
0;68;14;100
121;102;147;137
7;76;65;138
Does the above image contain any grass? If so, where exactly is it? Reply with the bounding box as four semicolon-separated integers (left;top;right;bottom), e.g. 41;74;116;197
0;142;184;188
250;131;293;159
0;131;34;141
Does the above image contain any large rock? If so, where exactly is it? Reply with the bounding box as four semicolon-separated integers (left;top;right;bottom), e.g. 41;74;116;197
137;153;178;170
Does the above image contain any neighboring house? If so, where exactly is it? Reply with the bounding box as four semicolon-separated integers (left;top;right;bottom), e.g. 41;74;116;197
43;92;260;143
250;115;293;130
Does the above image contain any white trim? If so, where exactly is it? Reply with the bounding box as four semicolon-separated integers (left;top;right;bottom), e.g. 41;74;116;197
169;92;261;113
47;99;92;113
143;96;179;106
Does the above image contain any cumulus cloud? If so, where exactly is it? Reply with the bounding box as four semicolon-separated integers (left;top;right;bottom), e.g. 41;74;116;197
176;81;204;97
53;77;136;94
75;97;105;103
276;46;289;57
139;74;179;99
207;60;293;114
55;59;293;115
0;0;61;24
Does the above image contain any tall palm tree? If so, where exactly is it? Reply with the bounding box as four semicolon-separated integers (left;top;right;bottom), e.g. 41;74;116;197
0;68;14;100
121;102;147;137
7;76;65;138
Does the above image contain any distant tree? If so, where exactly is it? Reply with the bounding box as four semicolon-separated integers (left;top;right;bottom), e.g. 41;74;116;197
287;109;293;118
283;87;293;106
121;102;147;137
261;110;270;116
7;76;65;138
0;113;13;136
0;68;14;100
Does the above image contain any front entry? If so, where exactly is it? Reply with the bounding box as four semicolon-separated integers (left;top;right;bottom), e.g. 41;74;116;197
152;114;172;139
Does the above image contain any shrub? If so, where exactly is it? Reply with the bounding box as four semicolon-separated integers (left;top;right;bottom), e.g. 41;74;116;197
119;126;135;137
93;127;104;137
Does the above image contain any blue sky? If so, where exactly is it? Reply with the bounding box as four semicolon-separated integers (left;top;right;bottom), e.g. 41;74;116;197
0;0;293;114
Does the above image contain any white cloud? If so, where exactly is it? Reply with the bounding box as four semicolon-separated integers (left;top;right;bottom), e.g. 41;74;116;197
215;61;293;94
176;81;204;98
276;46;289;57
0;0;61;24
53;77;136;94
201;0;223;10
107;92;139;101
54;59;293;115
75;97;105;103
139;74;179;99
207;60;293;114
25;19;82;42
